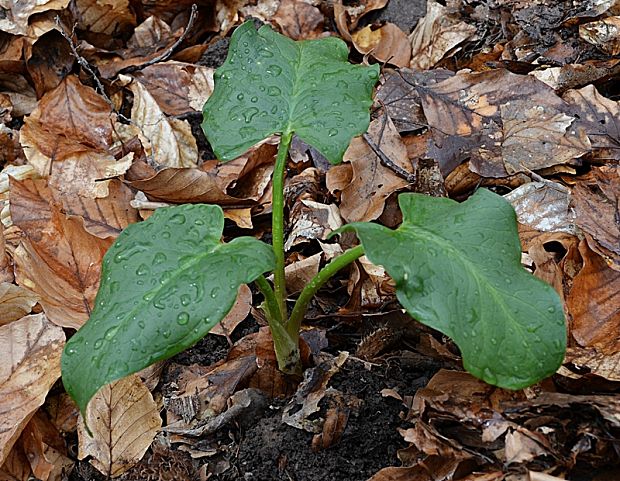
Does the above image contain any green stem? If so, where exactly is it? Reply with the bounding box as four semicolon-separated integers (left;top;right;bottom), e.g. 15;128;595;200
272;130;293;322
287;245;364;337
254;275;282;324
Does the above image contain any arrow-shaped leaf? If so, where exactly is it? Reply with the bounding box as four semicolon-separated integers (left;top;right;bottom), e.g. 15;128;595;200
342;189;566;389
202;21;379;164
62;204;275;415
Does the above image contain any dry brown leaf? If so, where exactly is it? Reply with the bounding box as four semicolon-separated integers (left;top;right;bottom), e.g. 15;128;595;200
285;200;342;250
46;393;79;434
409;0;476;71
352;23;412;68
26;30;75;97
568;240;620;353
273;0;324;40
70;0;136;37
284;253;322;294
500;100;591;175
0;0;70;35
0;74;37;117
0;313;65;466
122;75;198;169
211;284;252;337
78;374;161;478
571;166;620;270
505;430;549;464
333;0;389;41
0;283;38;326
10;178;112;328
375;69;427;133
57;179;140;239
564;347;620;382
339;117;412;222
579;16;620;55
325;163;352;194
20;411;72;481
132;62;214;116
0;443;31;481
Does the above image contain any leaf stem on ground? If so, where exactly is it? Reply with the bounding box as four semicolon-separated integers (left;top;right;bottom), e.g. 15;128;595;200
287;244;365;337
272;130;293;322
254;275;282;324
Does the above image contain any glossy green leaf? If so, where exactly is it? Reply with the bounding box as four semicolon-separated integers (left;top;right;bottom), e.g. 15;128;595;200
62;204;275;415
342;189;566;389
202;21;379;164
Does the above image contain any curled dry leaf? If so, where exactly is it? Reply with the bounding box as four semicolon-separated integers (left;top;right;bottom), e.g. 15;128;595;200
122;75;198;169
339;117;412;222
77;374;161;478
210;284;252;337
285;200;342;250
579;16;620;55
333;0;389;41
351;23;412;68
409;0;476;71
0;313;65;466
284;252;322;294
0;282;38;326
273;0;324;40
70;0;137;37
0;0;70;35
10;178;112;328
0;443;30;481
26;30;75;97
571;165;620;270
568;240;620;353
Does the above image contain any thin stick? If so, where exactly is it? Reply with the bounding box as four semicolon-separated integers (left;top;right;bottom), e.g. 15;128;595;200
119;4;198;74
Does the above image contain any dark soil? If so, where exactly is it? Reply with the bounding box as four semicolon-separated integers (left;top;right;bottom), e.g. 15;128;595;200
361;0;426;34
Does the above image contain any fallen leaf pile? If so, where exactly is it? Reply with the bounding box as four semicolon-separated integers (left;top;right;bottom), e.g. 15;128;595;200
0;0;618;480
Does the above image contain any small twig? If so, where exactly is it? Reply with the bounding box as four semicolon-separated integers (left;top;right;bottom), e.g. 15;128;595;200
119;4;198;74
363;103;416;183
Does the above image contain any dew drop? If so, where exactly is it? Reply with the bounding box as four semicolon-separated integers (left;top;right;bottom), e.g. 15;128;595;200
162;329;171;339
259;48;274;58
143;292;154;302
194;219;205;226
243;107;259;123
177;312;190;325
210;286;220;298
136;263;150;276
267;86;281;96
270;105;278;114
267;65;282;76
336;79;348;89
153;300;166;310
328;128;338;137
138;320;145;328
162;231;171;239
483;367;497;384
180;294;191;306
490;338;497;345
368;69;379;80
94;339;104;350
522;340;529;348
153;252;167;266
237;93;245;101
104;326;119;340
250;96;258;103
428;248;437;257
170;213;186;225
547;306;556;313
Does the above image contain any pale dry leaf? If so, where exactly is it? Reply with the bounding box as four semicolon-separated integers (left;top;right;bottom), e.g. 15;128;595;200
0;313;65;466
564;347;620;382
409;0;476;71
284;253;322;294
78;374;161;478
0;282;38;326
579;16;620;55
211;284;252;337
504;430;548;464
10;178;112;328
504;181;577;235
123;75;198;169
0;74;37;117
340;117;412;222
0;443;31;481
0;0;70;35
223;207;253;229
285;200;342;250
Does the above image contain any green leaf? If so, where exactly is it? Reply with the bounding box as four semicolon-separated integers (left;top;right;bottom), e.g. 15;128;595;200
62;204;275;415
342;190;566;389
202;21;379;164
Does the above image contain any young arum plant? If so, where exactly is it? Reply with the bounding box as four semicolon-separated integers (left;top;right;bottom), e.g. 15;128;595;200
62;22;567;420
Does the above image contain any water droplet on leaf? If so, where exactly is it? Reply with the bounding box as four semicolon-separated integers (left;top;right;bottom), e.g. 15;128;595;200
177;312;190;325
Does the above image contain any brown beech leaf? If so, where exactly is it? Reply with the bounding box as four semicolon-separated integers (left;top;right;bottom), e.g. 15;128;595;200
0;283;38;326
375;69;427;133
78;374;161;478
571;166;620;270
26;30;75;97
284;253;322;295
10;178;112;328
20;411;72;481
57;179;140;239
126;164;254;206
409;0;476;71
333;0;389;41
21;75;114;159
285;200;342;250
132;62;214;116
0;313;65;466
210;284;252;337
70;0;136;37
564;347;620;382
273;0;324;40
0;0;70;35
568;240;620;353
339;117;412;222
46;393;79;434
0;443;31;481
352;23;412;68
122;75;198;169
